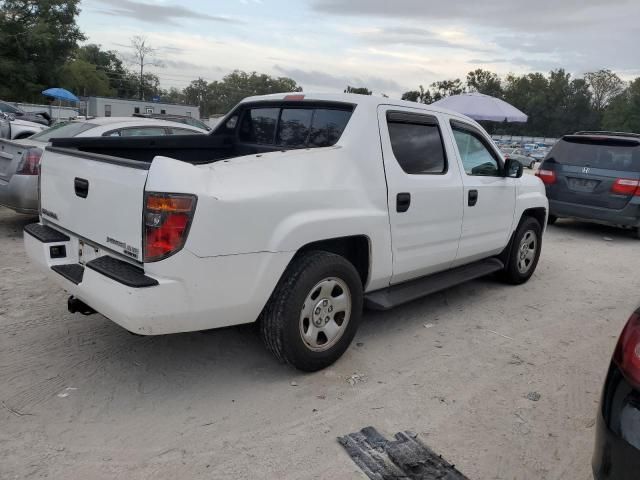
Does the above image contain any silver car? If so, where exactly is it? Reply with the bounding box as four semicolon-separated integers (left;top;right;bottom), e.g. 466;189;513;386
0;117;206;214
501;147;537;169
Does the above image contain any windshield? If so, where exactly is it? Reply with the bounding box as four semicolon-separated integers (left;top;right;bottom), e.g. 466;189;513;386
30;122;98;142
0;101;22;114
549;137;640;172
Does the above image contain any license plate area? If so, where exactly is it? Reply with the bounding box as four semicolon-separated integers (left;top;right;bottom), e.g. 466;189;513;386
568;177;599;192
78;240;106;265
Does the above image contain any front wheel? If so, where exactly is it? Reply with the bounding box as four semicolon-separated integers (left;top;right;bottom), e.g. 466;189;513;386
259;251;363;371
547;214;558;225
500;217;543;285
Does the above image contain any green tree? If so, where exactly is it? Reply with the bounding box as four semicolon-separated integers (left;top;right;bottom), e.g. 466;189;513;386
58;59;113;96
184;78;210;115
207;70;302;114
585;69;625;112
0;0;85;100
77;44;137;97
401;85;433;104
466;69;503;97
603;78;640;133
430;78;465;101
344;86;372;95
162;87;185;104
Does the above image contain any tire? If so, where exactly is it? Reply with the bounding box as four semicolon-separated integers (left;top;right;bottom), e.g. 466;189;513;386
500;217;543;285
259;251;363;372
547;214;558;225
529;160;536;169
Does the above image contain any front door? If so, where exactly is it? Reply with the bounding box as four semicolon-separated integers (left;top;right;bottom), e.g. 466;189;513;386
447;120;516;266
378;107;464;284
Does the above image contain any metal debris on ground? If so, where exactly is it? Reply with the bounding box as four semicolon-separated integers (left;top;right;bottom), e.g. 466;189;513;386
338;427;470;480
346;373;367;386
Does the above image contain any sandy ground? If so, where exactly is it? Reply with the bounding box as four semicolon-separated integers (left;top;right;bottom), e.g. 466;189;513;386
1;205;639;480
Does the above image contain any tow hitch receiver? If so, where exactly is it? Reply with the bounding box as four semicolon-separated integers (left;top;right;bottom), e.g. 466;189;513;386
67;296;96;315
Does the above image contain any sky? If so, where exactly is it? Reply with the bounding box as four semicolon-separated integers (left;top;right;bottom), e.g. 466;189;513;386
78;0;640;97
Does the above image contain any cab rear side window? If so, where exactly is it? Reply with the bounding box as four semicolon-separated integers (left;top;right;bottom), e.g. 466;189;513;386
239;108;279;144
387;112;447;174
238;106;353;148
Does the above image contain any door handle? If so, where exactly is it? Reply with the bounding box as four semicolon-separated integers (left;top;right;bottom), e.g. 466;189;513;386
396;192;411;212
468;189;478;206
74;177;89;198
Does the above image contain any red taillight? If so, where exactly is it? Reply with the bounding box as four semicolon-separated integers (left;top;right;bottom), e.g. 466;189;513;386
611;178;640;196
284;94;305;101
16;148;42;175
613;312;640;388
536;169;556;185
143;193;197;262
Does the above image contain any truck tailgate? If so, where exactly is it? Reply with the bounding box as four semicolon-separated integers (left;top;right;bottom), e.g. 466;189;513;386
39;148;149;261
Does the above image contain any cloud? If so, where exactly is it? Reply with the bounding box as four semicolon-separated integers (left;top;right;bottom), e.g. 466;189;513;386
93;0;241;26
311;0;640;73
355;26;493;53
274;65;405;94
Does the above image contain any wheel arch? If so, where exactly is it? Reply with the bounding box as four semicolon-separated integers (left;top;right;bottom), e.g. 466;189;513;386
293;235;371;288
499;207;546;265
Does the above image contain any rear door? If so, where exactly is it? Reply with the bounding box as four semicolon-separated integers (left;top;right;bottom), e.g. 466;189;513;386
447;119;516;265
39;148;149;261
544;136;640;209
378;107;464;284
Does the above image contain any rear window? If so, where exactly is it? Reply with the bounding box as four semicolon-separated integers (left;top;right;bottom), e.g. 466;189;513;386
549;138;640;172
30;122;98;141
238;106;352;147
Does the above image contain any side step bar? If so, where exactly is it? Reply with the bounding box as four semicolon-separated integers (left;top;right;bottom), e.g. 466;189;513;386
364;258;504;311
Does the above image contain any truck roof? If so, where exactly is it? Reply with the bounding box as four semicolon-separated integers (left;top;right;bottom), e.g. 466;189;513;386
240;92;481;127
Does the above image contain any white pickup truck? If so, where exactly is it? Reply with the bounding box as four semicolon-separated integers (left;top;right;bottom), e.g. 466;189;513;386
24;93;548;371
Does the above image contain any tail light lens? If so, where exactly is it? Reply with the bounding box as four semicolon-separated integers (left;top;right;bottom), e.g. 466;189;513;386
536;169;557;185
143;193;197;262
613;312;640;388
16;148;42;175
611;178;640;196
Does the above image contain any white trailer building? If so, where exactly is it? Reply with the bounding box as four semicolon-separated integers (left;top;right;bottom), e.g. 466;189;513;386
82;97;200;119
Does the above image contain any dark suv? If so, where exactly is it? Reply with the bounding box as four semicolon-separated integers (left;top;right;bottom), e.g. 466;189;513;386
537;131;640;238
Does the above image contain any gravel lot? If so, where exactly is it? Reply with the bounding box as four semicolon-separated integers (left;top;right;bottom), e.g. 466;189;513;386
1;205;639;479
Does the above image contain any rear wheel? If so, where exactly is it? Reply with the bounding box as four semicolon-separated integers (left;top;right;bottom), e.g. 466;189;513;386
501;217;543;285
259;251;363;371
529;160;536;169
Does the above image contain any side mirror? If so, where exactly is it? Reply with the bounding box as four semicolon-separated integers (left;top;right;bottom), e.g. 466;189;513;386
505;158;523;178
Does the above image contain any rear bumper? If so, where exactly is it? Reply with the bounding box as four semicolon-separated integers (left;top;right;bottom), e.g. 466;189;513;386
592;364;640;480
24;223;293;335
549;198;640;228
0;174;38;214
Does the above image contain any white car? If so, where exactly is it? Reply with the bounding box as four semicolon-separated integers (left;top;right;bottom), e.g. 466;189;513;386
0;113;48;140
0;117;207;214
24;93;548;371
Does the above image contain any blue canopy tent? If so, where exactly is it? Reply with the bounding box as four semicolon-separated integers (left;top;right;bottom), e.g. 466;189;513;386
42;88;79;120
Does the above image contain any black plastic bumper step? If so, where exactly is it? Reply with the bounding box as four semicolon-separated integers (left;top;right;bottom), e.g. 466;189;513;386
86;256;158;288
364;257;504;311
338;427;470;480
51;264;85;285
24;223;69;243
